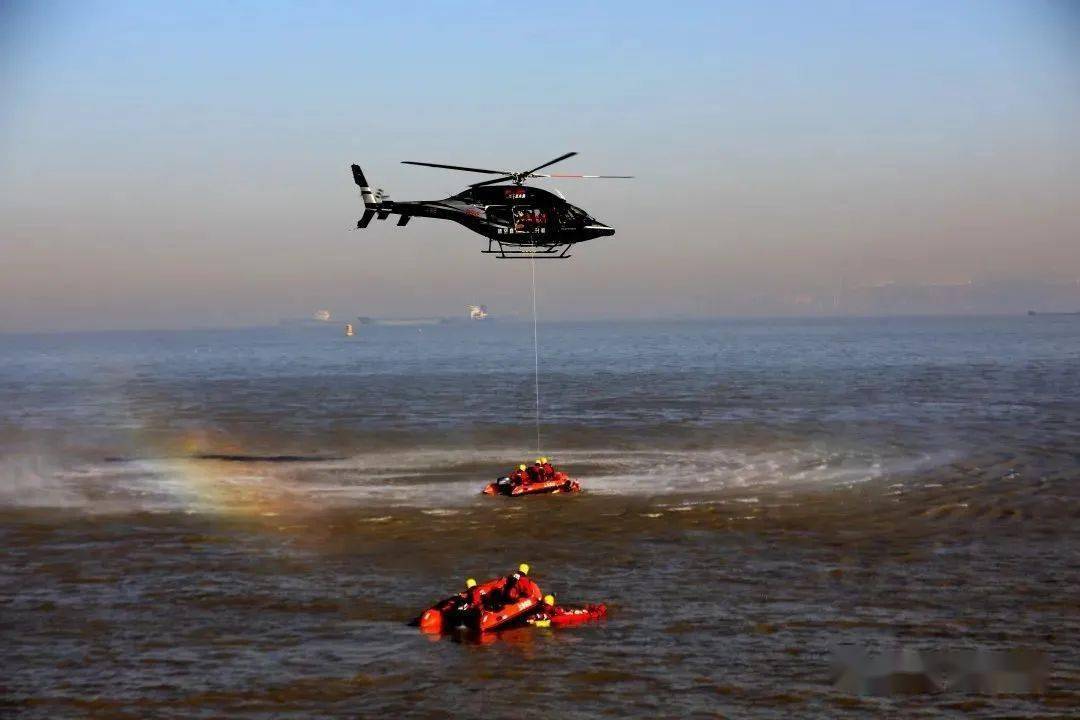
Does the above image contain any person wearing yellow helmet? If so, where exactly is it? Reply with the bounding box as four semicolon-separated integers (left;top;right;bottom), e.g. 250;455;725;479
506;463;528;488
527;593;558;627
539;456;555;481
504;563;542;604
463;576;491;610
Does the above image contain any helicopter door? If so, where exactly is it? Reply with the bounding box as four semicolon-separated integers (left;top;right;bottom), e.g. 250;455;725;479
487;206;512;230
512;206;548;235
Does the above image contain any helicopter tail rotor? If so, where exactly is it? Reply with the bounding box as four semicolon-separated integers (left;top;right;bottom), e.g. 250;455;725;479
351;164;378;207
351;164;394;229
351;164;390;207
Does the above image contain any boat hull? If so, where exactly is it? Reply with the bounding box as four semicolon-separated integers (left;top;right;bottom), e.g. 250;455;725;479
482;473;581;497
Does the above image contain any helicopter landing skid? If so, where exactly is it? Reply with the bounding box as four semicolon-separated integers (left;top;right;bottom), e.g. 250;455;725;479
481;239;572;259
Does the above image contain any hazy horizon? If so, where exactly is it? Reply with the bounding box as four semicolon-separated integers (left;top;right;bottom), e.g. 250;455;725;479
2;1;1079;332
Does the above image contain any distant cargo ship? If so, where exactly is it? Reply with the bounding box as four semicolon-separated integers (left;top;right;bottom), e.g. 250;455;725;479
279;310;338;327
356;316;452;326
351;308;493;326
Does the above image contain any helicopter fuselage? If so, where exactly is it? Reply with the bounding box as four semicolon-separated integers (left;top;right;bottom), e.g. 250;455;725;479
356;178;614;257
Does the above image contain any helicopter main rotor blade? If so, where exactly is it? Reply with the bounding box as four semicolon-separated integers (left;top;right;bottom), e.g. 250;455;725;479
533;174;635;179
469;175;517;188
401;161;511;175
524;152;578;176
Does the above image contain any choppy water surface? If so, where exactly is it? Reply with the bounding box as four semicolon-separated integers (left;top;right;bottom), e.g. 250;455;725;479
2;317;1078;717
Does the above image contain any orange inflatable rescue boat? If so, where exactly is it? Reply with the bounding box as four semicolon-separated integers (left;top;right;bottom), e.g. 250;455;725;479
412;565;606;635
414;565;542;634
483;459;581;497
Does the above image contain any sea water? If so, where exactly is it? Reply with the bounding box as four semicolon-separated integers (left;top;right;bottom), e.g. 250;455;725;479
2;317;1078;717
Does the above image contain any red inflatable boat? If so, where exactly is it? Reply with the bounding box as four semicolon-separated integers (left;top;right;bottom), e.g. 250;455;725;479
413;571;604;635
482;472;581;497
528;604;608;627
550;603;607;625
415;576;542;634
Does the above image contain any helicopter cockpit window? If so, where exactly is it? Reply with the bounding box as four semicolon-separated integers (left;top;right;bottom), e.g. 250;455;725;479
557;204;588;228
573;205;596;223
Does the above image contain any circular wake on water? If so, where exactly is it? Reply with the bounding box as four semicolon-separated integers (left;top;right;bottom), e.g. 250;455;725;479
0;440;960;517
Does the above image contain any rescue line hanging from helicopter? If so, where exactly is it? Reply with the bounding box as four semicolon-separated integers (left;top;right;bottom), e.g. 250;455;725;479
349;152;632;259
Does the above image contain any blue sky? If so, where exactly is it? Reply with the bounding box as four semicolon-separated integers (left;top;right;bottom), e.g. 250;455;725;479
2;1;1078;329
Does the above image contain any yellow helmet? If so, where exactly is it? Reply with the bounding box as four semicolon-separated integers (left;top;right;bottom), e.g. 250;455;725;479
536;458;543;465
543;594;555;606
541;457;548;464
518;563;530;575
518;464;527;471
465;578;477;589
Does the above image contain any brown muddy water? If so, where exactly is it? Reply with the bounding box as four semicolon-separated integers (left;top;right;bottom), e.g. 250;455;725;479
2;318;1079;717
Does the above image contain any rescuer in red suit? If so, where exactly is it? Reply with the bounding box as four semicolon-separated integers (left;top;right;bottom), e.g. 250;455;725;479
509;464;529;487
503;563;542;603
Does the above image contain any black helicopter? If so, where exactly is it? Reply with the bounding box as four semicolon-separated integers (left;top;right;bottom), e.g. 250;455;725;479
350;152;630;258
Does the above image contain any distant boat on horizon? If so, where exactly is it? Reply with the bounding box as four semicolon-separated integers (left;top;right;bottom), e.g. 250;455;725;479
355;316;452;326
279;309;336;327
1028;310;1080;316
